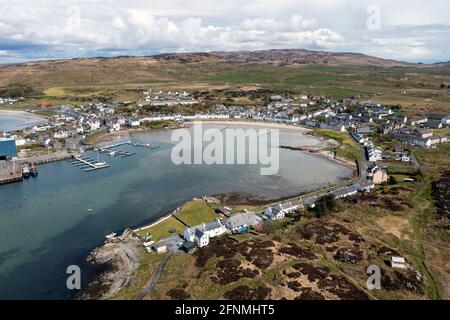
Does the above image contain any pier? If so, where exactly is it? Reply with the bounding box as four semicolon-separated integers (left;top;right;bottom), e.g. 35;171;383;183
97;147;136;158
71;154;110;172
0;161;23;185
21;151;72;165
96;141;160;158
133;142;160;149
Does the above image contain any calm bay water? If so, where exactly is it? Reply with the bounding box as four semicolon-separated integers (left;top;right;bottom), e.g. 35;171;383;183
0;124;353;299
0;112;44;132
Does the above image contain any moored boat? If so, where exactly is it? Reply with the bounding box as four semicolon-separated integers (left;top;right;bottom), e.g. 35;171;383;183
30;163;38;177
22;163;31;179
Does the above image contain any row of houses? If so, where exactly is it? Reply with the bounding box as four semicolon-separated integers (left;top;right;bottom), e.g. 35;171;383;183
389;131;449;149
263;200;303;220
182;211;262;248
0;97;24;105
142;89;197;106
302;182;374;209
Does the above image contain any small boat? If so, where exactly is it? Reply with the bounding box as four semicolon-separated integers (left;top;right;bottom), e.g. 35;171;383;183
93;150;106;167
22;164;31;179
30;164;38;177
105;233;117;241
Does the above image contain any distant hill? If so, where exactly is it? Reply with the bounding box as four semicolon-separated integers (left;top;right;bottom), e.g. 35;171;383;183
0;49;419;89
153;49;412;67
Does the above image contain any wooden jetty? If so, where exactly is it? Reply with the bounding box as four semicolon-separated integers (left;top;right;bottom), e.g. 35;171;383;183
96;140;159;158
71;154;110;172
133;142;160;149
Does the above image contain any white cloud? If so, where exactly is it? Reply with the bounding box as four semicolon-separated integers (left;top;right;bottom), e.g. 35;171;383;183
0;0;448;62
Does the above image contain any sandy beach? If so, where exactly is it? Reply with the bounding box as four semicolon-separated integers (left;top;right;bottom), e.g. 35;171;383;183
0;109;46;131
193;120;312;132
0;109;45;120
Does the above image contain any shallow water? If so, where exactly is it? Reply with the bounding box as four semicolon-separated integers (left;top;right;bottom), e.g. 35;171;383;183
0;124;353;299
0;112;44;132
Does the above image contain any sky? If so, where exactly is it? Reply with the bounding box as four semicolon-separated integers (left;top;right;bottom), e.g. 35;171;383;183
0;0;449;63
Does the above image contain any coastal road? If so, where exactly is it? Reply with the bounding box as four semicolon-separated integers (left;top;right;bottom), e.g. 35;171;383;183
357;143;369;185
136;252;173;299
263;132;369;208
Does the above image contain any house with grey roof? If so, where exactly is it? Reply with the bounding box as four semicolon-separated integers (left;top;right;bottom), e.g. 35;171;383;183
264;200;302;220
183;219;227;248
225;212;262;232
331;184;360;199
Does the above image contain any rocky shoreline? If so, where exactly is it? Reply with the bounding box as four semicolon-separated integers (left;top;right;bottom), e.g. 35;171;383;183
79;229;141;300
280;145;356;170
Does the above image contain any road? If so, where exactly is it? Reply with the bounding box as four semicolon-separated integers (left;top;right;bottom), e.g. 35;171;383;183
136;252;173;299
263;132;369;208
357;142;369;185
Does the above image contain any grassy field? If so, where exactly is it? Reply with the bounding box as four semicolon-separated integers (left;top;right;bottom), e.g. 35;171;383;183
2;53;450;117
136;216;186;241
114;250;165;300
314;129;361;162
174;200;219;227
415;143;450;174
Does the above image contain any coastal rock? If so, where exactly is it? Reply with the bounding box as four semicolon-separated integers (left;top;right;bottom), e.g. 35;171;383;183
80;229;141;300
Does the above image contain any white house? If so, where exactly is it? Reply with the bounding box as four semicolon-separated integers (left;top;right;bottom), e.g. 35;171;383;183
13;137;27;146
195;229;209;247
390;256;406;269
441;116;450;125
264;206;285;220
332;184;360;199
183;219;227;247
110;120;121;132
154;242;167;254
54;130;69;139
395;152;410;162
88;119;101;131
128;118;141;127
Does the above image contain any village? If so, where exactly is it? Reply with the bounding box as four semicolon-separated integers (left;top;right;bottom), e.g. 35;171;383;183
1;89;449;187
1;85;449;301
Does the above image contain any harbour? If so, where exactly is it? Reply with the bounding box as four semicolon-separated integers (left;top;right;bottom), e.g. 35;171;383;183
0;125;353;299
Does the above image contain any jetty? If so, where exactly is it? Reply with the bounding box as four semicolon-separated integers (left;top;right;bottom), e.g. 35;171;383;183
97;147;136;158
71;154;110;172
133;142;160;149
96;141;160;158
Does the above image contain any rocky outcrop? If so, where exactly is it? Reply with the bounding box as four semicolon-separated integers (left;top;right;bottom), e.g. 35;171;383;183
80;229;141;300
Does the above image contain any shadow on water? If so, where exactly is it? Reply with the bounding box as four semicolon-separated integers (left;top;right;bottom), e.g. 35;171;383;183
0;191;185;299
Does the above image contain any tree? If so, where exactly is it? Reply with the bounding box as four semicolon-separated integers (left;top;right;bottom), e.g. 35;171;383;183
388;176;397;185
314;194;337;217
